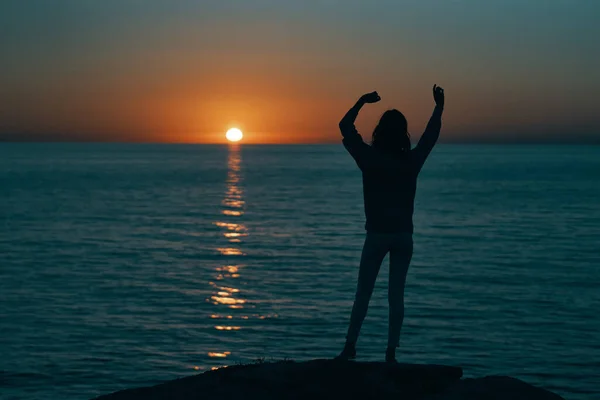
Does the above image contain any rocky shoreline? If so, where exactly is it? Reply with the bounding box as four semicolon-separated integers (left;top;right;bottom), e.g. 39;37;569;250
93;359;565;400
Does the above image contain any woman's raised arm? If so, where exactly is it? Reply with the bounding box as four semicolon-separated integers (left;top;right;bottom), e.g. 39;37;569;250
339;91;381;137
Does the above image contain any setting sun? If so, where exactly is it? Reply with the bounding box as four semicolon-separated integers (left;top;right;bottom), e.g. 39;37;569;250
226;128;243;142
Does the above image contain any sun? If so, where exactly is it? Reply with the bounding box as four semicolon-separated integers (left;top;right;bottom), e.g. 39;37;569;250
226;128;243;142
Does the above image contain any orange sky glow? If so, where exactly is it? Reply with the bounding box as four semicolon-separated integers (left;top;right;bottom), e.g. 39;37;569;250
1;2;598;144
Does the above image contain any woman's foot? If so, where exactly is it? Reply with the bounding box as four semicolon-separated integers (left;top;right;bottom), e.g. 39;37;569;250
385;347;397;363
335;342;356;360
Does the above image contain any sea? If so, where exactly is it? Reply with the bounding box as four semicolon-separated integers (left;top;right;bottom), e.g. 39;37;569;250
1;143;598;400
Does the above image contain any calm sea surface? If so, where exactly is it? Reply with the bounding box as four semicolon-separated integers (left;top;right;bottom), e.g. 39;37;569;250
1;144;599;399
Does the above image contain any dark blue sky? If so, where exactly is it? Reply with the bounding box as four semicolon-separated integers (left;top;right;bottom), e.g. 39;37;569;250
1;1;599;143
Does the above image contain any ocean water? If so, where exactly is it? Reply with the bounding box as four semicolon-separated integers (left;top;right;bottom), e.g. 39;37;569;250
1;143;599;400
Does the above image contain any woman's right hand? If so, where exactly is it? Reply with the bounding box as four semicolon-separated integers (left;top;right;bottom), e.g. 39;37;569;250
433;85;444;108
360;91;381;104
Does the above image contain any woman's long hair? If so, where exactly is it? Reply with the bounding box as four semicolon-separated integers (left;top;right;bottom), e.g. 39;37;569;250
371;109;410;156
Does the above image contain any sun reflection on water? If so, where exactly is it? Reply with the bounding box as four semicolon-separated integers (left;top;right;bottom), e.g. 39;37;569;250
203;147;281;369
208;352;231;358
208;146;249;363
215;247;243;256
215;326;241;331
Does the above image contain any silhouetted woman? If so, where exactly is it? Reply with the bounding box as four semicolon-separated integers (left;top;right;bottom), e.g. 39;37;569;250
337;85;445;362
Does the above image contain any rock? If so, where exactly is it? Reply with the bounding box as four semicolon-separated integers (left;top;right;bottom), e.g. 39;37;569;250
427;376;565;400
92;360;564;400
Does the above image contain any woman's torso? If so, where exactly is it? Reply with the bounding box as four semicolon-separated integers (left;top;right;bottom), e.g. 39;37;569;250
361;150;419;234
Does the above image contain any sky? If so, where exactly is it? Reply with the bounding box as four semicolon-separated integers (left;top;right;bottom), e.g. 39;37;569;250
1;0;599;144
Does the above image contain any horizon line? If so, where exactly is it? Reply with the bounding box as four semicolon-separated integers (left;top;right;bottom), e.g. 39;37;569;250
2;140;600;146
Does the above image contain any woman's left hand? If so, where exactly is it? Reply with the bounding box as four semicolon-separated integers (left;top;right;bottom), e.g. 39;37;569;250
360;91;381;104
